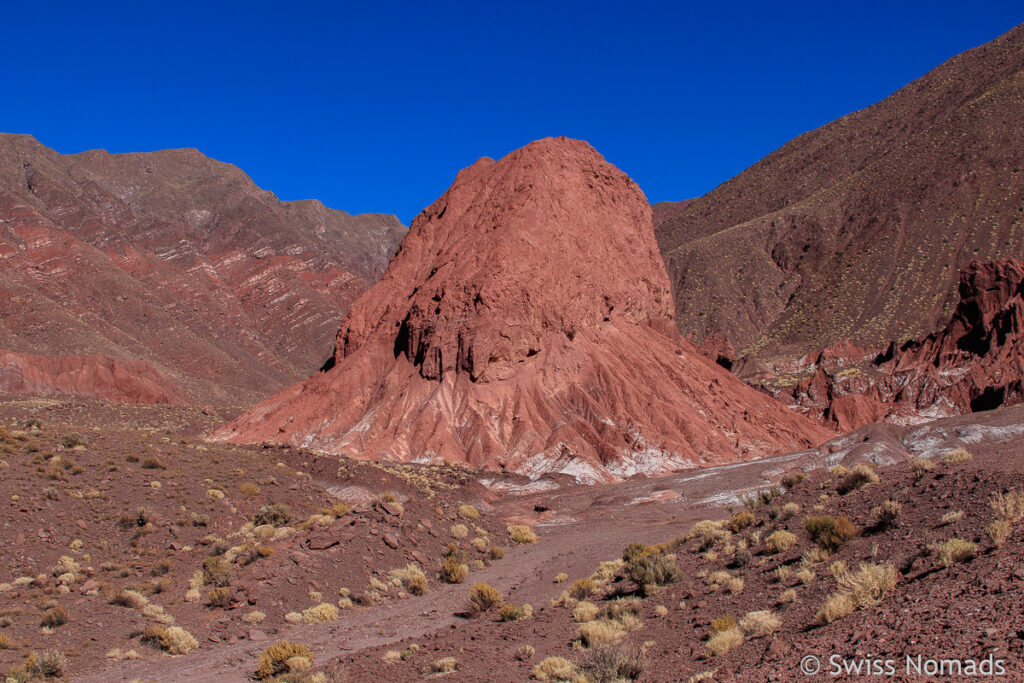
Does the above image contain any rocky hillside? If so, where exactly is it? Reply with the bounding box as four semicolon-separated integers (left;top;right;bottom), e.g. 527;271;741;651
0;134;406;407
656;23;1024;361
755;258;1024;431
215;137;830;482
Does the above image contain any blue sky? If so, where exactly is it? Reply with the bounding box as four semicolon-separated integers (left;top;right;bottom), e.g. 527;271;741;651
3;1;1021;223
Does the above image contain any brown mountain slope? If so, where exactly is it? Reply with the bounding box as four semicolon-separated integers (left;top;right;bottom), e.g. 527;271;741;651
215;138;830;482
0;134;406;407
656;23;1024;360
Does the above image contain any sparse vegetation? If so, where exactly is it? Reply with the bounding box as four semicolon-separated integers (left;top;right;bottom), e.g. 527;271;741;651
468;582;501;613
705;626;743;657
498;602;533;621
739;610;780;637
910;458;936;478
990;489;1024;523
781;471;807;488
302;602;339;623
986;519;1012;546
623;543;680;595
441;544;469;584
143;625;199;655
579;643;645;681
534;656;578;681
256;641;314;679
804;515;858;551
432;656;458;673
764;529;797;554
253;503;292;527
837;464;879;494
871;500;901;529
508;524;538;544
941;448;973;465
935;538;977;568
727;510;754;532
815;562;897;625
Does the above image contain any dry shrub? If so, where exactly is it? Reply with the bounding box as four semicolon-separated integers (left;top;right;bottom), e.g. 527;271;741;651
468;582;501;613
815;593;855;625
727;577;744;594
815;562;896;625
941;449;973;465
451;524;469;539
709;615;736;633
302;603;338;624
207;587;231;608
910;458;935;478
837;465;879;494
728;511;754;533
764;530;797;554
579;642;645;682
569;578;595;600
779;588;797;604
836;563;897;607
390;564;428;595
871;500;901;529
804;515;858;551
941;510;964;525
534;656;578;681
705;626;743;657
18;650;68;679
143;625;198;655
986;520;1012;547
578;619;626;648
498;603;533;621
432;657;458;673
256;641;313;679
240;483;260;496
508;524;538;544
935;538;977;568
740;610;780;637
458;504;480;520
112;589;149;610
573;601;600;622
554;572;568;583
781;471;808;488
41;606;70;628
516;645;536;661
253;503;292;527
622;544;680;595
244;610;266;625
990;490;1024;524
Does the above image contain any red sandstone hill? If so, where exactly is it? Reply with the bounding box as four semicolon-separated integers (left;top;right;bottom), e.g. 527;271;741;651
753;258;1024;430
0;134;405;406
655;22;1024;361
214;138;831;482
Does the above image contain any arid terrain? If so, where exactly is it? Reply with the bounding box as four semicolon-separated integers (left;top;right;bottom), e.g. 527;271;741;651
0;134;406;408
655;23;1024;361
3;396;1024;681
2;17;1024;683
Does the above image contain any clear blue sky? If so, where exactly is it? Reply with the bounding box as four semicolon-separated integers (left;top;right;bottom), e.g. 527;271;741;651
3;1;1021;224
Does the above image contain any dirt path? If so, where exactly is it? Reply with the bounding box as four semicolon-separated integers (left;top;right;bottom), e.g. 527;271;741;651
77;447;820;682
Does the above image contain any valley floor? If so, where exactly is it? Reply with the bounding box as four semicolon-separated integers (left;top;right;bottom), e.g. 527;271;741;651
1;395;1023;681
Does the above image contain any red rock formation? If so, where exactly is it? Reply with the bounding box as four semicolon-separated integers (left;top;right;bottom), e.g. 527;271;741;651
754;259;1024;430
0;134;406;406
215;138;831;482
0;350;185;404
